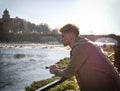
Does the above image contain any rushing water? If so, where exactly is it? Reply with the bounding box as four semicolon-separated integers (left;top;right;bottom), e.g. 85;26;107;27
0;44;69;91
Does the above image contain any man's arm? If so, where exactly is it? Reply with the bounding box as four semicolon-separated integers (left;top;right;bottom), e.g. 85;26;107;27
50;44;87;79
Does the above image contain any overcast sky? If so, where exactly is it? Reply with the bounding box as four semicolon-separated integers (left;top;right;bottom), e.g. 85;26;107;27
0;0;120;35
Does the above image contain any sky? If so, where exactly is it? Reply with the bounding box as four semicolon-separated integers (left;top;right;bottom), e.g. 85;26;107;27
0;0;120;35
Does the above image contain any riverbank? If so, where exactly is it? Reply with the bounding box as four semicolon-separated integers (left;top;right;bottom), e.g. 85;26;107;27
25;57;79;91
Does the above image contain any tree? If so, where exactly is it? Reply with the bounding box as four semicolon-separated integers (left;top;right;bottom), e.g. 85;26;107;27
36;23;50;34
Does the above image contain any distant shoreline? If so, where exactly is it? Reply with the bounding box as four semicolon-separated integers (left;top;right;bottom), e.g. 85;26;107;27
0;43;70;50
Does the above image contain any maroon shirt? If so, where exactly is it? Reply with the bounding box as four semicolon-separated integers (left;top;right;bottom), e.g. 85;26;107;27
55;37;120;91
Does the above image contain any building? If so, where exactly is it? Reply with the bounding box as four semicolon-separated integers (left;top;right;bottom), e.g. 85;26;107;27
0;9;25;34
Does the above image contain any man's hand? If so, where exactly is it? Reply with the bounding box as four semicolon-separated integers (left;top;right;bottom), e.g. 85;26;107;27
49;64;58;74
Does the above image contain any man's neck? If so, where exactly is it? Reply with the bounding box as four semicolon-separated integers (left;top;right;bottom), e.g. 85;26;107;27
69;36;79;48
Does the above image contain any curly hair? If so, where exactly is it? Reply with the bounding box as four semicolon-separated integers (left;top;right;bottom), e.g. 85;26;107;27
59;24;79;36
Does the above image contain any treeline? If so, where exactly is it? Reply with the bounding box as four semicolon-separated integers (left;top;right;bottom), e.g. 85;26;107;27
0;17;58;34
0;33;61;43
0;17;61;43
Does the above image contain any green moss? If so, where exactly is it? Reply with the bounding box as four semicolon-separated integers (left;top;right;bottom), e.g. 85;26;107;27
49;78;78;91
25;76;59;91
56;57;70;68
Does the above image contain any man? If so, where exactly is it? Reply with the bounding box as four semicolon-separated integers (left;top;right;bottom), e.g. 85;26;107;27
50;24;120;91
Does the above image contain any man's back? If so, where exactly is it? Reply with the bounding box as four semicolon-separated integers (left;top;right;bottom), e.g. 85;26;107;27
73;38;120;91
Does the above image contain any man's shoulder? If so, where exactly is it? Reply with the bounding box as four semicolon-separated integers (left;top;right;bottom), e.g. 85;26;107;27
72;37;97;52
71;38;86;52
73;37;89;48
71;38;89;56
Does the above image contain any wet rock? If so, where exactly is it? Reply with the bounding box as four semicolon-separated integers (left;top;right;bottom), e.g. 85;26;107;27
14;54;25;59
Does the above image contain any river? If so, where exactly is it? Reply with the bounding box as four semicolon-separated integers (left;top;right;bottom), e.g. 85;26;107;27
0;43;69;91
